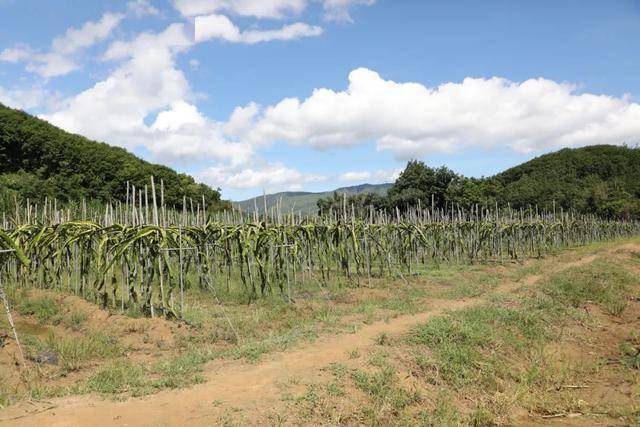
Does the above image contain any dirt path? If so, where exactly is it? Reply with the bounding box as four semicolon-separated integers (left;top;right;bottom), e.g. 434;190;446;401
0;252;602;426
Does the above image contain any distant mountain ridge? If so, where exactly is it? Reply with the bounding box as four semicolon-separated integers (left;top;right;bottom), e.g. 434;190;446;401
235;183;392;214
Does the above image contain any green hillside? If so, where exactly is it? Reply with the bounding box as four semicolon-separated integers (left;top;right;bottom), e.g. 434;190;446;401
316;145;640;219
235;183;392;214
490;145;640;215
0;103;226;210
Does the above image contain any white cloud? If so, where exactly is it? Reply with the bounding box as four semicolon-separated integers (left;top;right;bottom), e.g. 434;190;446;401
102;22;192;61
0;44;31;62
1;12;123;77
24;53;78;78
224;102;260;136
339;168;400;183
0;85;60;110
173;0;374;21
233;68;640;158
173;0;306;19
322;0;375;22
127;0;160;17
44;24;252;167
51;12;123;55
36;17;330;193
198;162;325;190
373;168;402;182
339;171;370;181
194;14;322;43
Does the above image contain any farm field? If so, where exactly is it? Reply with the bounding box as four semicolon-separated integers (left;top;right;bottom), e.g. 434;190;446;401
0;234;638;426
3;1;640;426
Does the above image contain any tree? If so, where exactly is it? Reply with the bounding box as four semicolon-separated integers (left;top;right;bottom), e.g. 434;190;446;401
387;160;461;210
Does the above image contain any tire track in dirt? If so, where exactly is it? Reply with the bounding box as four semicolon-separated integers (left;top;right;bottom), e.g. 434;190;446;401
0;252;602;426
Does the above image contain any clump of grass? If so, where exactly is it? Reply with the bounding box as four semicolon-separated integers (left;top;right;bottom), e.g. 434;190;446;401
63;310;87;331
18;297;60;324
541;259;635;316
620;332;640;370
435;270;501;300
84;361;146;395
0;378;17;409
182;305;207;328
152;351;207;389
375;332;391;346
28;331;125;371
84;350;210;397
417;391;463;426
409;304;547;386
352;365;421;415
368;351;388;367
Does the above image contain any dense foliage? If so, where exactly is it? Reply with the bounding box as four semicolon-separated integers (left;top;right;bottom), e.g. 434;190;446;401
491;145;640;218
0;103;227;211
318;145;640;219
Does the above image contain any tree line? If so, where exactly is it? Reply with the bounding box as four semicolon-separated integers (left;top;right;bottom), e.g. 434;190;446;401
318;145;640;219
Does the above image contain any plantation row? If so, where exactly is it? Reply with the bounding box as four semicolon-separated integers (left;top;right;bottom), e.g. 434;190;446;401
1;214;639;319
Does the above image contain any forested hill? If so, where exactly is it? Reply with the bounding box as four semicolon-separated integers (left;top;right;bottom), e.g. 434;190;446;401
489;145;640;216
0;103;226;210
318;145;640;219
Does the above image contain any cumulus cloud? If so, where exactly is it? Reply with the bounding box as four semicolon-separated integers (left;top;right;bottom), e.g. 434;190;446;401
0;85;60;110
102;22;192;61
51;12;123;55
127;0;160;17
173;0;306;19
45;24;251;166
339;171;370;181
232;68;640;158
198;162;326;191
173;0;374;21
339;168;400;182
0;44;31;62
322;0;375;22
194;14;322;43
0;12;123;77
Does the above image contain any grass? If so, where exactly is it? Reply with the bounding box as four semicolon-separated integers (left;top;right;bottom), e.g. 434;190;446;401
540;258;635;316
83;361;146;395
83;349;208;396
26;331;125;371
430;267;502;299
409;303;548;386
17;296;60;324
274;245;640;425
620;332;640;370
62;310;87;331
351;364;421;422
404;258;635;393
417;391;463;426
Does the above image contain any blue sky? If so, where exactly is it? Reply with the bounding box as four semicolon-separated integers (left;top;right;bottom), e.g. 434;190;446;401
1;0;639;200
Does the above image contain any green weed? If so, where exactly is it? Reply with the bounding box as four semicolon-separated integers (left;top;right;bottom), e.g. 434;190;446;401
18;297;60;324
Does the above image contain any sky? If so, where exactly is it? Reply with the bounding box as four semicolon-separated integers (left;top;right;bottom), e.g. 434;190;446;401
1;0;639;201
